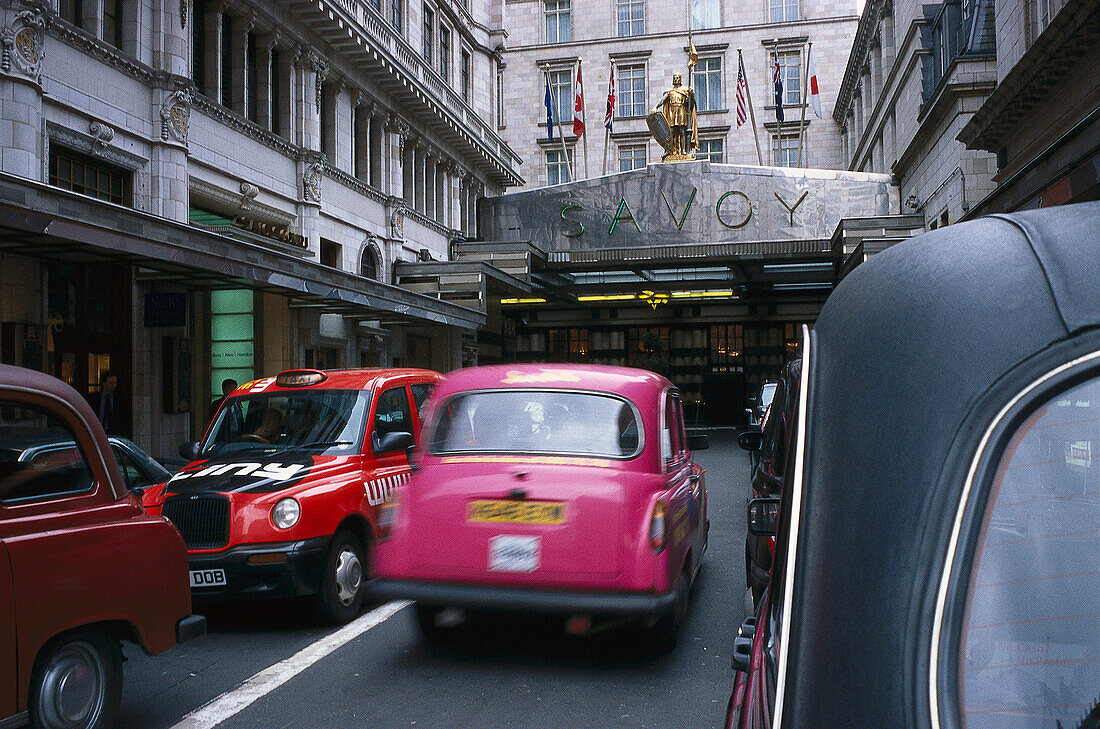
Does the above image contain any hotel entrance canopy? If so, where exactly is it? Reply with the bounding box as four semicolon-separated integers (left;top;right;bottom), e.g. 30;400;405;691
0;171;484;330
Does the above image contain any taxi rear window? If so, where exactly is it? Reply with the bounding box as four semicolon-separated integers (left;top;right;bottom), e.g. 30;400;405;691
429;390;642;459
959;376;1100;729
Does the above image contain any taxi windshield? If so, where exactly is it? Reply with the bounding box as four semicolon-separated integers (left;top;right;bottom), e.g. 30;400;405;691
201;389;370;456
429;390;642;458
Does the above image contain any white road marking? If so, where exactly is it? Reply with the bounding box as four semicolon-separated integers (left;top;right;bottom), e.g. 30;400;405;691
168;600;411;729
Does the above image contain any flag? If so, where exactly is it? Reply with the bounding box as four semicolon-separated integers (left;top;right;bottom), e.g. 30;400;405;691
807;45;821;119
573;65;585;137
773;53;784;122
688;40;698;68
735;55;748;128
605;66;615;132
544;76;555;142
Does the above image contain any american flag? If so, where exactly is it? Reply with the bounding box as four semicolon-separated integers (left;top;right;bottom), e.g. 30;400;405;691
605;66;615;132
735;55;748;128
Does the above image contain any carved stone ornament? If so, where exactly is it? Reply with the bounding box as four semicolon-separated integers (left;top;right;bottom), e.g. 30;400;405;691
180;0;187;29
89;121;115;154
238;181;259;210
389;207;405;239
160;89;192;143
303;162;323;203
1;2;47;81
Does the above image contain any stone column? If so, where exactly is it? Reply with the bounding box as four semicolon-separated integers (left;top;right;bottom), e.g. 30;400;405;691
884;112;896;174
860;65;872;130
881;5;896;72
414;143;426;214
1;1;47;179
256;30;279;131
424;148;436;220
368;110;383;189
228;10;251;116
870;36;883;107
149;82;192;222
295;45;326;152
274;41;294;140
458;173;469;235
151;0;187;75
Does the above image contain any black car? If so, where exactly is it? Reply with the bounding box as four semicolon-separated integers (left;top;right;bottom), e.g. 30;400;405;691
745;380;778;428
726;201;1100;729
737;360;799;606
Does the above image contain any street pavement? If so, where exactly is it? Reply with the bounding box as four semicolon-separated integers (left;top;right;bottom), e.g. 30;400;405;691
117;430;750;729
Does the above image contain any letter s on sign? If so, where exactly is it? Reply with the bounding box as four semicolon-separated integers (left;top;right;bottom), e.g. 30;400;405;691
561;204;584;238
716;191;752;229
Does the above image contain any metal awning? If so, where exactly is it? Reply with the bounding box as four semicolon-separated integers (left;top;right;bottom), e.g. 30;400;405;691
0;172;485;330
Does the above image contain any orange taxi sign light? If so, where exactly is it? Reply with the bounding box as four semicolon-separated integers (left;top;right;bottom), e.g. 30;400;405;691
275;369;328;387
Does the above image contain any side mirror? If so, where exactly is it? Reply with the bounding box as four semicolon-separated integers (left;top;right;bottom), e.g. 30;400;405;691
406;444;420;471
178;441;201;462
686;434;708;451
747;497;781;536
373;431;414;454
738;430;763;451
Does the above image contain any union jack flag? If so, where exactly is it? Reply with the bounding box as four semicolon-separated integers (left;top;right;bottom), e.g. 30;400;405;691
605;66;615;132
736;56;748;128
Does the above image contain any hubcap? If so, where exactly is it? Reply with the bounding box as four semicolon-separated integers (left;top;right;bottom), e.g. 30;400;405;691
334;547;362;606
39;642;105;728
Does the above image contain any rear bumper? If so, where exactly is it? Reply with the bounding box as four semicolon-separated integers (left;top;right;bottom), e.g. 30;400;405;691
368;579;677;617
188;537;330;601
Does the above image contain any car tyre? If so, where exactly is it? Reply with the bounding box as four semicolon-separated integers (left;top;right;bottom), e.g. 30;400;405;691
29;630;122;729
649;568;690;653
412;603;452;643
315;531;366;625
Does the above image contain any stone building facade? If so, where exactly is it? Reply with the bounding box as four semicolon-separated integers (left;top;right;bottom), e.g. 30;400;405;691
495;0;861;189
0;0;520;457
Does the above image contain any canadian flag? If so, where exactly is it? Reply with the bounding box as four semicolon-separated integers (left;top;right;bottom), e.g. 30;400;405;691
573;65;585;137
807;45;822;119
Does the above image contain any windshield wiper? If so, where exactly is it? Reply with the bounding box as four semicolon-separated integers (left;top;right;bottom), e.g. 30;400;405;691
272;440;355;452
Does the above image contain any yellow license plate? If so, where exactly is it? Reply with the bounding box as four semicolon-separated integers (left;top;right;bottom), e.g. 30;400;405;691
467;500;566;525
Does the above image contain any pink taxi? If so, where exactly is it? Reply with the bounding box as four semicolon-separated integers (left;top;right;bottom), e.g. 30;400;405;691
369;364;709;648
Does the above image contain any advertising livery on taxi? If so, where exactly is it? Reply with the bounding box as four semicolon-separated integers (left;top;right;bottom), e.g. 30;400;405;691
370;364;709;649
142;367;441;624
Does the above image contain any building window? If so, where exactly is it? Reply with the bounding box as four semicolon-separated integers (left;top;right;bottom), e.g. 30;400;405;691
270;47;281;135
440;26;450;81
769;0;798;22
461;49;471;103
49;148;132;206
616;64;646;118
192;0;206;91
617;0;644;37
246;31;259;123
771;132;798;167
546;148;573;185
618;144;646;171
774;50;801;106
1032;0;1052;40
102;0;124;49
545;0;570;43
697;137;724;162
548;68;572;124
60;0;84;27
391;0;403;33
691;0;720;28
321;239;341;269
220;14;232;108
423;6;433;63
496;65;505;127
360;246;381;280
693;57;722;111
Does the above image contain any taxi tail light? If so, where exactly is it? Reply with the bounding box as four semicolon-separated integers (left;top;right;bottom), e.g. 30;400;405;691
649;500;668;552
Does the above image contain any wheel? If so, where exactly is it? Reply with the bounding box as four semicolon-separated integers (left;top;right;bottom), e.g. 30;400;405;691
314;531;366;625
412;603;450;643
649;568;690;653
29;630;122;729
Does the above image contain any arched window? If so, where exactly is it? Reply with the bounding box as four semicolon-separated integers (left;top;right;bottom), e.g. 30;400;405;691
360;245;381;280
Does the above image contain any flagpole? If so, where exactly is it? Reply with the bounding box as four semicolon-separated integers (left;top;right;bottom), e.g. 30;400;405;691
580;62;590;180
543;64;574;182
797;42;810;169
740;49;764;166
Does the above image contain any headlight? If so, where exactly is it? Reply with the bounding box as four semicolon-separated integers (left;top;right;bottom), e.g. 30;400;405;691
271;498;300;529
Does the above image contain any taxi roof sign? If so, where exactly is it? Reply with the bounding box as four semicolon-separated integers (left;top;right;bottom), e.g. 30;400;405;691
276;369;328;387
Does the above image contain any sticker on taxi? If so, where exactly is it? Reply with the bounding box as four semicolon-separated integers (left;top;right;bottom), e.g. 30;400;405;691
467;500;566;525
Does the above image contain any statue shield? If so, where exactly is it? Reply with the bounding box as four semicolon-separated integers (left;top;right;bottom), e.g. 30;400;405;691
647;110;673;153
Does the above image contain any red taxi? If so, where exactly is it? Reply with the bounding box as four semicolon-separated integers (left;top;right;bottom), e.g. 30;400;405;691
1;364;203;729
370;364;709;649
142;368;441;624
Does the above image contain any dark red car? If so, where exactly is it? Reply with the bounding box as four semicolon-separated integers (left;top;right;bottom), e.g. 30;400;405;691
0;364;203;729
142;368;442;624
727;202;1100;729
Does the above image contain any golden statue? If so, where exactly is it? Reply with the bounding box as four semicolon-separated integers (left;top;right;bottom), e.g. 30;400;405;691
648;73;699;161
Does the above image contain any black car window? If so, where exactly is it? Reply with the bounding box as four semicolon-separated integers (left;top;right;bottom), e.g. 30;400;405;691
0;403;95;504
374;386;413;438
111;445;154;490
959;377;1100;729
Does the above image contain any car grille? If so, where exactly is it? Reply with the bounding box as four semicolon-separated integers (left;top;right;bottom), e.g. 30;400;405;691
161;495;230;550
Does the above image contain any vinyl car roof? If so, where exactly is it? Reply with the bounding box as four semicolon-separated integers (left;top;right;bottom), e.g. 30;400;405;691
783;201;1100;728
